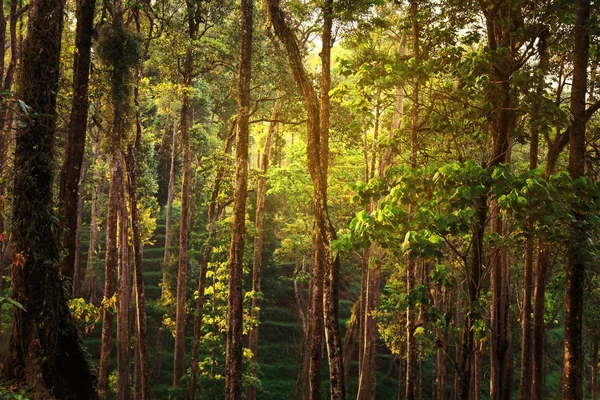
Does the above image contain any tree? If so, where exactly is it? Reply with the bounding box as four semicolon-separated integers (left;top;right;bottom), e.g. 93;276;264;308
224;0;253;398
1;0;97;397
59;0;97;288
563;0;590;398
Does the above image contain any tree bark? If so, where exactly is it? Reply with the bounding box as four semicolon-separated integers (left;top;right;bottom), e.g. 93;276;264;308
99;2;131;397
72;171;86;295
247;100;281;400
173;51;193;386
563;1;590;398
188;133;235;399
116;200;130;400
342;299;359;393
59;0;96;283
162;122;177;296
124;47;151;399
591;338;598;400
82;132;104;303
265;1;343;398
224;0;253;398
519;29;546;400
1;0;97;397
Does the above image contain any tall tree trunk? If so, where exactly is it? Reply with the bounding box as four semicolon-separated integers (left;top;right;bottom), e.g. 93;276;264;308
173;52;193;386
358;91;383;400
266;1;344;397
59;0;96;283
247;100;281;400
162;122;177;296
406;5;420;398
99;2;131;397
1;0;97;397
124;40;151;398
484;2;516;398
82;133;104;303
342;300;359;393
519;28;546;400
224;1;253;398
591;337;598;400
188;134;235;399
72;171;86;295
319;2;345;398
563;1;590;398
153;123;176;382
116;198;131;400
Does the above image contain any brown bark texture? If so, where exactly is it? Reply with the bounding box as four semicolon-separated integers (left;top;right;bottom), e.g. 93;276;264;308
2;0;97;397
59;0;96;282
563;0;590;398
224;0;253;398
247;100;281;400
173;52;193;386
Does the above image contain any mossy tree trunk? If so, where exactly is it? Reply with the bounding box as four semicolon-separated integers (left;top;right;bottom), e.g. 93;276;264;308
1;0;97;397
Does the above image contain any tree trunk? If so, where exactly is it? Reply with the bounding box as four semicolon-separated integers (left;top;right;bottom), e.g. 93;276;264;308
116;197;131;400
358;255;381;400
73;173;86;295
173;52;193;386
342;300;360;393
82;133;104;303
563;1;590;398
247;100;281;400
124;54;151;400
188;134;235;399
1;0;97;397
591;337;598;400
224;1;253;398
162;122;177;296
59;0;96;283
99;2;131;397
519;29;546;400
266;1;345;397
319;2;345;398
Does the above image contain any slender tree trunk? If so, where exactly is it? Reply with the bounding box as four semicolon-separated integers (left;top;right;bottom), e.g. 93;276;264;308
162;122;177;296
320;2;345;398
125;53;151;399
358;91;383;400
83;134;103;303
266;1;344;397
99;2;131;397
224;1;253;398
342;300;359;393
294;259;311;400
591;337;598;400
72;173;86;295
563;1;590;398
519;28;546;400
358;254;381;399
188;135;235;399
173;52;193;386
406;4;420;397
116;199;131;400
247;101;281;400
59;0;96;283
1;1;97;397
